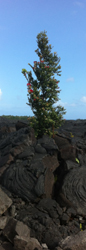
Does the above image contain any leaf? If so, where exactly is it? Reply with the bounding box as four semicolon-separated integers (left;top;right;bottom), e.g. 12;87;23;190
21;69;28;75
75;158;79;164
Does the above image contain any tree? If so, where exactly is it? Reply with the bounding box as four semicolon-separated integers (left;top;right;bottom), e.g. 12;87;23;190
22;30;66;139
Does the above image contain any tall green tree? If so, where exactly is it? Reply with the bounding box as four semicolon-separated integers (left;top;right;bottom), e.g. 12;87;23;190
22;30;66;138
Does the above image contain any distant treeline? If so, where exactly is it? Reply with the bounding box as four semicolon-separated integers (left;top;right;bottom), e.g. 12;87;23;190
1;115;30;120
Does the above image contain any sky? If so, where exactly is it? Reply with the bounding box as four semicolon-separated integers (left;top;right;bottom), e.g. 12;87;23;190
0;0;86;120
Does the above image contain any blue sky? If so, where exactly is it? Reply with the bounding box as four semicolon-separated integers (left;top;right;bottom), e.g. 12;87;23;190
0;0;86;120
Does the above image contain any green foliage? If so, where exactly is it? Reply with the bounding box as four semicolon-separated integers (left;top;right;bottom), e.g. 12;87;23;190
80;223;83;231
22;30;66;138
70;132;74;138
1;115;29;121
75;158;79;164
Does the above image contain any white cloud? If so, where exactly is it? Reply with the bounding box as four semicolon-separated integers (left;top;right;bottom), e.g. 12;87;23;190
0;89;2;99
72;10;78;15
80;96;86;103
54;100;76;107
74;1;84;7
55;100;68;106
70;103;76;106
66;77;74;82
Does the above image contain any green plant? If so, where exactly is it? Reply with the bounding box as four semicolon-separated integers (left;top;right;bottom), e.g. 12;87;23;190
22;30;66;138
70;132;74;138
75;158;79;164
80;223;83;231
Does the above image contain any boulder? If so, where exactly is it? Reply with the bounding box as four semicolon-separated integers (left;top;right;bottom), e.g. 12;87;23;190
0;187;12;215
61;165;86;215
15;120;29;131
0;216;8;229
0;242;14;250
0;131;59;202
0;117;86;249
59;229;86;250
3;218;30;243
54;134;76;161
23;237;42;250
14;235;28;250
